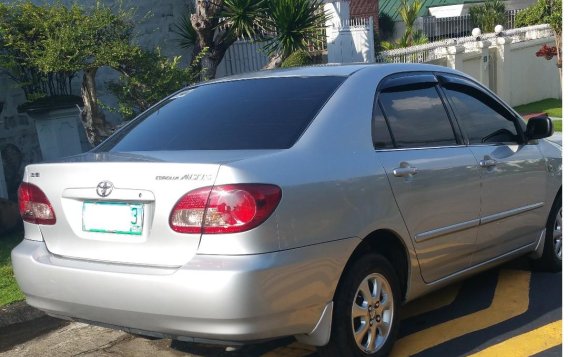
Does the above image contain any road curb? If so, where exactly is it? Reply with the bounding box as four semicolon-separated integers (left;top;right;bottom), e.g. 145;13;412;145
0;301;45;328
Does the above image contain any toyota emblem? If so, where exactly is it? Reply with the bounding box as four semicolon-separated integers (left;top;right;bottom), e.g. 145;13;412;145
96;181;114;197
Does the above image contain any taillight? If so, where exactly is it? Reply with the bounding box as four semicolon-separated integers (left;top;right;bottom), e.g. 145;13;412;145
18;182;56;225
170;184;282;234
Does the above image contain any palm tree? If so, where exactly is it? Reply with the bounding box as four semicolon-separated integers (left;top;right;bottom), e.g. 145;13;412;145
399;0;423;47
181;0;267;80
262;0;329;68
176;0;327;76
381;0;428;50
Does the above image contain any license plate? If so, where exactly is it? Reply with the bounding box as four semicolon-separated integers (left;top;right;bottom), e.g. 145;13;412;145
82;202;144;235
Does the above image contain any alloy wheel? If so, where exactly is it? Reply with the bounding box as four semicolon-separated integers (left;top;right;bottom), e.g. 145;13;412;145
351;273;394;354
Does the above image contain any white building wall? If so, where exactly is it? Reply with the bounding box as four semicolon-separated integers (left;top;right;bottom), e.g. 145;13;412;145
509;38;561;107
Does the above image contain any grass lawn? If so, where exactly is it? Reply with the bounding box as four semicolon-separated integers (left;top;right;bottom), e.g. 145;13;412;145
514;98;562;118
0;230;25;306
553;120;562;132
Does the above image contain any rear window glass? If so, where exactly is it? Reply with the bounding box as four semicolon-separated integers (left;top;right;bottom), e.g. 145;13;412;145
99;76;345;151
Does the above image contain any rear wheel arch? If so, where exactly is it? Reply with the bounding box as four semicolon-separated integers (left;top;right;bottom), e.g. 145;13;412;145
338;229;410;302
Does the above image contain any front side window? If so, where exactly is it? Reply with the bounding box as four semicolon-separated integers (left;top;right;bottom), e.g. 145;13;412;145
99;76;345;151
379;86;457;148
443;85;520;145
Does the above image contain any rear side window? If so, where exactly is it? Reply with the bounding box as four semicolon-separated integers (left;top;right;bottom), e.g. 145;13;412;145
100;76;345;151
443;87;520;144
379;87;457;148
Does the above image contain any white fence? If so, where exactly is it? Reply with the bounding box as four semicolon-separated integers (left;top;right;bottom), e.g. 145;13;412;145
216;40;269;78
327;17;375;64
377;24;560;106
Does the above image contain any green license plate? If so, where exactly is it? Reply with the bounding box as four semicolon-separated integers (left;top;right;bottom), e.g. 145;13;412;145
82;202;144;235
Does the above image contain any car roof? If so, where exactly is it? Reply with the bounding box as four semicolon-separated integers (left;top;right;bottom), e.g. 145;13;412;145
208;63;465;83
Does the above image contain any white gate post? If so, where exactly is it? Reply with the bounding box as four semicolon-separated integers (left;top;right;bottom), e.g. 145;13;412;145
476;40;492;87
444;45;465;71
367;17;376;63
495;36;513;104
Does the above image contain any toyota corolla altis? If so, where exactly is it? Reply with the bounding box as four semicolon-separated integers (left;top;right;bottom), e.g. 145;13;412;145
12;64;561;356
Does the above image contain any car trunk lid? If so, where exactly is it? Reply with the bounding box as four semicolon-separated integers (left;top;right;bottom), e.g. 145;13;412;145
24;150;277;266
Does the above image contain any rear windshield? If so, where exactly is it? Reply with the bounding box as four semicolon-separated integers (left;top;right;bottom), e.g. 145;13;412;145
99;76;345;151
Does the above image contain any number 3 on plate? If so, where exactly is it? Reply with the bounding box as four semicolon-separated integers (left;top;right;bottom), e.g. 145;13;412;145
131;207;139;225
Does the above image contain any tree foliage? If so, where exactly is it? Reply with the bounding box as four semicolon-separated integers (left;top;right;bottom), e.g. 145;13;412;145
516;0;561;34
262;0;329;63
515;0;562;78
0;2;75;101
0;1;138;146
178;0;327;76
380;0;428;50
378;11;395;41
469;0;506;33
108;49;205;120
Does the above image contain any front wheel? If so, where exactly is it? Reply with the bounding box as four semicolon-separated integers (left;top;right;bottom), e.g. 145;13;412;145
534;196;562;272
319;254;401;356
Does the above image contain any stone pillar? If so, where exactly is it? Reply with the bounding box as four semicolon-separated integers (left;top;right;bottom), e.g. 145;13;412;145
494;36;513;104
444;45;465;71
33;107;85;161
476;40;492;87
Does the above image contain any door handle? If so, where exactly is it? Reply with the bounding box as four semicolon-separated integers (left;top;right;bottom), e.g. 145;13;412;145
393;166;418;177
479;159;497;168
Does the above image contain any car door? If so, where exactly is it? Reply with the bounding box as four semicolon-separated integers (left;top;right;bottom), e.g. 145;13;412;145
438;74;548;265
373;73;481;283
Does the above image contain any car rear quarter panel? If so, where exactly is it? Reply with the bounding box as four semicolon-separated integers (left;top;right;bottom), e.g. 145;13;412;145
197;67;422;299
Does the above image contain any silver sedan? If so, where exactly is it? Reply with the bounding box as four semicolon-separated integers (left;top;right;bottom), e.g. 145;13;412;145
12;64;561;356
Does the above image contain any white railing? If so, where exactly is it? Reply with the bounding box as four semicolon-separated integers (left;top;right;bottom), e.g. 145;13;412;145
503;24;554;43
377;24;553;64
330;16;371;29
421;9;523;42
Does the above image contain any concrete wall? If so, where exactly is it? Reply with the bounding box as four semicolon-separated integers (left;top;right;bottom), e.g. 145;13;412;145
509;38;561;107
462;53;482;83
420;34;561;107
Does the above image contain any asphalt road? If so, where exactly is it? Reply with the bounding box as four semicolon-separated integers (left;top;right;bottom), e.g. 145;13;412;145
0;257;561;357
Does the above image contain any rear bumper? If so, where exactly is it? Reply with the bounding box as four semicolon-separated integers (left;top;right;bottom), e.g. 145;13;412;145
11;238;358;343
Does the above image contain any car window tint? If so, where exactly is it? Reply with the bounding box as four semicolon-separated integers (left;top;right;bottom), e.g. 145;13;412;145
379;87;456;148
444;87;519;144
100;76;345;151
372;101;393;149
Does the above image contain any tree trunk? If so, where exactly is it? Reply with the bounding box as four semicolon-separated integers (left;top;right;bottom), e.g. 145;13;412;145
190;0;240;80
201;52;221;80
80;68;113;147
555;32;562;81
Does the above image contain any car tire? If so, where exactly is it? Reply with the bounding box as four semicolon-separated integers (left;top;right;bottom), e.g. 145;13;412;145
533;196;562;272
319;254;401;357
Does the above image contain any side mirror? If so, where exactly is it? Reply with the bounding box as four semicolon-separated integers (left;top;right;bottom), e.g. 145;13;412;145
526;115;553;140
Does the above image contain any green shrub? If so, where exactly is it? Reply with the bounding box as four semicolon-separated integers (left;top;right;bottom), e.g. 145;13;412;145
469;0;506;33
281;51;313;68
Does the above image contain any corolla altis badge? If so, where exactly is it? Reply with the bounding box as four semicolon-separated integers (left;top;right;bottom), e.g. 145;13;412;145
96;181;114;197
